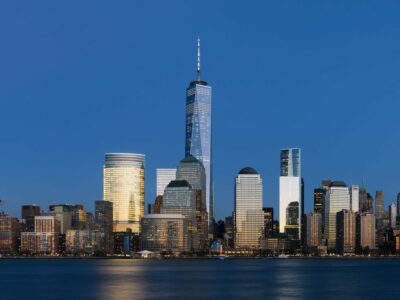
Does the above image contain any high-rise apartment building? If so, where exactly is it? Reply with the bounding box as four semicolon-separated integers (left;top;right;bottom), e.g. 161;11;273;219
234;167;264;249
156;168;177;196
185;38;213;223
103;153;145;233
324;181;351;250
279;148;301;239
336;209;356;254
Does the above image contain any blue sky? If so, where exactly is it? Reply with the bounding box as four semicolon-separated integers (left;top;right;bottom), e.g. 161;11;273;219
1;1;400;219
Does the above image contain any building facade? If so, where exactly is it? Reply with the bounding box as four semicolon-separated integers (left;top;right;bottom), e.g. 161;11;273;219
313;188;324;214
350;185;360;212
234;167;264;249
103;153;145;233
95;200;114;253
324;181;351;250
140;214;189;253
185;38;213;223
0;213;19;254
305;213;322;250
279;148;301;239
156;168;177;196
336;209;356;254
358;213;376;251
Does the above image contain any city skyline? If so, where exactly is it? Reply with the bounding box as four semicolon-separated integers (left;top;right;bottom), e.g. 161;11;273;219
2;2;400;220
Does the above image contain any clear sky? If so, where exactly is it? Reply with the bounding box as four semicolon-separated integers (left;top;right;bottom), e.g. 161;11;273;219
1;1;400;219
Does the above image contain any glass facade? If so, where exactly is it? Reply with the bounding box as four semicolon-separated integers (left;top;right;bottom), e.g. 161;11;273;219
185;80;213;222
324;182;351;249
279;148;301;238
234;168;264;249
156;168;177;196
103;153;145;233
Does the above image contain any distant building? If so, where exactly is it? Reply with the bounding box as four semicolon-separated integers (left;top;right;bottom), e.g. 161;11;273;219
350;185;359;212
389;203;397;229
156;168;177;196
21;205;40;232
305;213;322;250
176;155;208;250
234;167;264;249
71;205;87;230
140;214;189;253
161;180;197;250
66;230;99;254
397;193;400;217
35;216;60;233
279;148;301;239
114;230;139;254
103;153;145;233
359;188;373;214
49;204;72;234
95;200;114;254
263;207;274;238
313;188;324;214
336;209;356;254
375;191;384;229
20;232;59;255
324;181;351;250
358;213;376;251
0;213;20;254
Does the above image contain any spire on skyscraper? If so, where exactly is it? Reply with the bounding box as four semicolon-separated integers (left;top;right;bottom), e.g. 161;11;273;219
197;37;201;81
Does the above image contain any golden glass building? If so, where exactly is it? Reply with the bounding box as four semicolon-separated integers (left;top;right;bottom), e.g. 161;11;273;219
103;153;145;233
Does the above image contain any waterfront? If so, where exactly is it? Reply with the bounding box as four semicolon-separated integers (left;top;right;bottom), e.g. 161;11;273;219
1;258;399;299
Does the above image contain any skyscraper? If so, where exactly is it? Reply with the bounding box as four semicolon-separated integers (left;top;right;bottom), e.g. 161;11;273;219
103;153;145;233
156;168;177;196
305;213;322;250
358;213;376;251
234;167;264;249
176;155;208;249
389;203;397;229
350;185;360;212
95;200;114;253
324;181;351;250
279;148;301;239
185;38;213;223
313;188;324;214
375;191;384;229
336;209;356;254
21;205;40;232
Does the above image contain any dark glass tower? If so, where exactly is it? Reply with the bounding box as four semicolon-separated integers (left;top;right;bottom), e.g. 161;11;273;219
185;38;213;223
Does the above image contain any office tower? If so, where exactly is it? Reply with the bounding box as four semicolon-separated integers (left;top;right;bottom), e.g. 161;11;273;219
161;180;197;250
185;38;213;223
305;213;322;249
176;155;208;249
156;168;177;196
357;213;376;251
350;185;360;212
95;200;114;253
375;191;384;229
234;167;264;249
336;209;356;254
21;205;40;232
389;203;397;228
0;213;19;254
49;204;72;234
154;196;163;214
140;214;189;253
314;188;324;214
263;207;274;237
224;216;234;248
324;181;351;250
71;205;87;230
103;153;145;233
279;148;301;239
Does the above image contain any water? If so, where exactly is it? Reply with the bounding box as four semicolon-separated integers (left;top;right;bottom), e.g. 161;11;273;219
0;258;399;299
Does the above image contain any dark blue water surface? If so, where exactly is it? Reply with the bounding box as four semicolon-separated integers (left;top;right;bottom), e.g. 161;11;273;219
0;258;399;299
